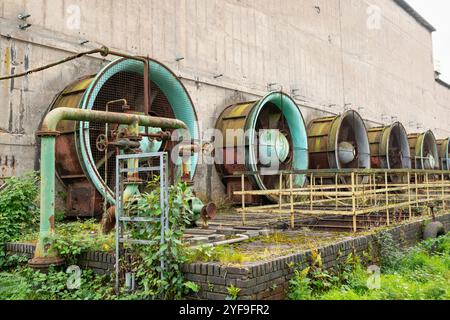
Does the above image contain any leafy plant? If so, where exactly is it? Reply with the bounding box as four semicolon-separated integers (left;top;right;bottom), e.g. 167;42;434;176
0;267;115;300
288;268;312;300
46;220;114;265
0;173;39;267
289;233;450;301
226;284;241;300
117;181;200;300
375;231;403;272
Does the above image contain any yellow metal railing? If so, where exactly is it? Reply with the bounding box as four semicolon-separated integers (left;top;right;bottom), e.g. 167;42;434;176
234;169;450;232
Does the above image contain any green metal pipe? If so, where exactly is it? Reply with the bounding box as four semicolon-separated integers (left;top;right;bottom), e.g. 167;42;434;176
40;107;187;134
34;136;56;258
34;108;188;259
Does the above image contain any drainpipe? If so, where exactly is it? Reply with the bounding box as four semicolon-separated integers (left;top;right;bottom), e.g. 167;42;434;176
30;108;187;265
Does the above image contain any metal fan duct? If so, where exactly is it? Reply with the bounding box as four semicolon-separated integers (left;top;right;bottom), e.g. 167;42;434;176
45;58;199;217
408;131;439;170
368;122;411;170
215;92;309;204
307;110;371;171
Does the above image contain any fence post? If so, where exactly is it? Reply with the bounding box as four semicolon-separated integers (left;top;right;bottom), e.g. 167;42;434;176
407;171;412;219
241;174;246;226
385;171;390;226
351;172;357;233
279;173;283;211
373;174;378;206
415;173;419;208
290;174;294;229
441;173;446;211
335;173;339;209
310;173;314;211
426;173;430;215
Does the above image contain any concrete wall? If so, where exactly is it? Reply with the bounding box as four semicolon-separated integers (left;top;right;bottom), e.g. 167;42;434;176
1;0;450;200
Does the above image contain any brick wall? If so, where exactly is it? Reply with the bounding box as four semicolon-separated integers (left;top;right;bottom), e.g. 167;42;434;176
5;214;450;300
183;214;450;300
5;243;114;275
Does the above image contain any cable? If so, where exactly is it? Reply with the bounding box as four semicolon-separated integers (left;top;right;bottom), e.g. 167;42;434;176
0;46;110;81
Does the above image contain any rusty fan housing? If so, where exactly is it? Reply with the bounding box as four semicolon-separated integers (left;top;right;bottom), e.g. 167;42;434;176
437;138;450;171
368;122;411;170
46;58;199;217
215;92;309;204
408;131;439;170
307;110;371;172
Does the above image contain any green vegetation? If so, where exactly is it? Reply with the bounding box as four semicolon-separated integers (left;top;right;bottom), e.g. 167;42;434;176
0;173;39;267
186;245;248;265
0;173;199;300
226;284;241;300
288;233;450;300
0;266;114;300
186;231;356;265
119;181;200;300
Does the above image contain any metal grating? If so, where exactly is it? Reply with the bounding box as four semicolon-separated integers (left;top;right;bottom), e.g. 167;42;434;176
86;70;176;194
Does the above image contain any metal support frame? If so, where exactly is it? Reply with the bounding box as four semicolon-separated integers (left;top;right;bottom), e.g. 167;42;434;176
236;168;450;232
115;152;169;294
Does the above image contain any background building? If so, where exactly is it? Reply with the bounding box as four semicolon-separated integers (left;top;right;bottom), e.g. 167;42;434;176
1;0;449;201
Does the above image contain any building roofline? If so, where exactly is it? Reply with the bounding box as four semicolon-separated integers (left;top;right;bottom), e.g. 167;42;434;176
393;0;436;33
436;78;450;90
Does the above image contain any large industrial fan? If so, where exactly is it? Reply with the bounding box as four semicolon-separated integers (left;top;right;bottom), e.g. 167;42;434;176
307;110;371;172
408;131;439;170
215;92;309;204
45;58;199;217
368;122;411;170
437;138;450;170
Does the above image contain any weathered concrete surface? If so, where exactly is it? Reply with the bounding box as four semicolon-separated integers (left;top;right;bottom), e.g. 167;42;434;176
1;0;450;200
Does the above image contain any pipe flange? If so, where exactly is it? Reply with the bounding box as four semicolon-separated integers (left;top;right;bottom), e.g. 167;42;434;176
36;130;61;137
28;256;65;272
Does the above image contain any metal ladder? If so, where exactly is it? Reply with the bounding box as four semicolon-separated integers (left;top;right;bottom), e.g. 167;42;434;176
115;152;169;293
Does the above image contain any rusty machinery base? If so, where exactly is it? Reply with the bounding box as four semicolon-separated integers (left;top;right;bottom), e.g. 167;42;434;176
28;256;66;273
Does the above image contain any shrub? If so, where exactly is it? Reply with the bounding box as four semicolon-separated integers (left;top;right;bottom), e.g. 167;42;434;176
0;173;39;267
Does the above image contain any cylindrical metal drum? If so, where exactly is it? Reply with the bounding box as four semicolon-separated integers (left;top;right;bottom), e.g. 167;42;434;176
368;122;411;170
215;92;309;204
408;131;439;170
45;57;199;217
437;138;450;171
307;110;371;171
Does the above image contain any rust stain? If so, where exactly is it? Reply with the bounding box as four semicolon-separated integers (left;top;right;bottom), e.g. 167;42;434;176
49;215;55;233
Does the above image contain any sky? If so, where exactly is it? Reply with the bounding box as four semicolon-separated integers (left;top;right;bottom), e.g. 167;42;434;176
407;0;450;83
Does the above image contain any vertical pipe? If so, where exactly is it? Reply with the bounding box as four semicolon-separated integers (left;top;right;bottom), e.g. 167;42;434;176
159;153;165;281
35;136;56;258
143;60;150;115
